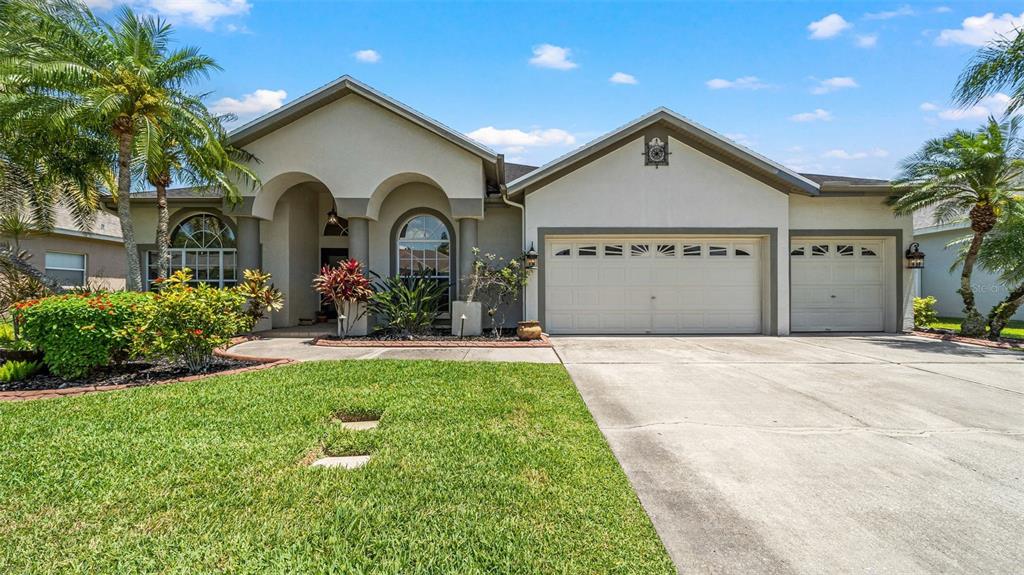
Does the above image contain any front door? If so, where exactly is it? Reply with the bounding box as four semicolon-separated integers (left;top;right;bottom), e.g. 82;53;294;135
319;248;349;318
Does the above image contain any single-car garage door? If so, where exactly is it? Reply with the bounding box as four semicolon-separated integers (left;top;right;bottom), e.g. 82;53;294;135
791;239;886;332
545;237;763;334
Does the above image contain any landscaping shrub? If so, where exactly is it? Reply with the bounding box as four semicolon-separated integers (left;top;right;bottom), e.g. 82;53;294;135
235;269;284;332
0;359;42;382
369;274;448;337
138;269;247;372
313;259;373;338
16;292;151;379
913;296;939;329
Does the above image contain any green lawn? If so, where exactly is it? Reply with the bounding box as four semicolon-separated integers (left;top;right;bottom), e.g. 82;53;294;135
0;361;673;574
929;316;1024;340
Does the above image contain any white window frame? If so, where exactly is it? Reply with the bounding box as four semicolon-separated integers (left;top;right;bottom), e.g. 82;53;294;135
146;213;237;290
395;213;452;312
45;251;87;288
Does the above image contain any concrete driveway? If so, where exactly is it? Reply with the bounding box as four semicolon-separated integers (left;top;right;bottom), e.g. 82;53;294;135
555;335;1024;574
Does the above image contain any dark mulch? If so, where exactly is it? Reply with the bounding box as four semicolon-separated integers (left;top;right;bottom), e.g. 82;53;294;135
0;357;257;393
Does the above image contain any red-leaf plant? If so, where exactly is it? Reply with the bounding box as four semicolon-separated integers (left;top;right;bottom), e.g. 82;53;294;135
312;259;374;338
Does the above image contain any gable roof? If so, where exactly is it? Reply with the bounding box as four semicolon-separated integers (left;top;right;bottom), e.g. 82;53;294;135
506;107;823;197
229;76;499;162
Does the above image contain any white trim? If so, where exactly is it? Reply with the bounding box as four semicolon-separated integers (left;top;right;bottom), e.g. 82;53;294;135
914;221;970;235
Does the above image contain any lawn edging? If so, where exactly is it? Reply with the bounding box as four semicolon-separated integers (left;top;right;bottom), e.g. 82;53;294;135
0;336;292;402
911;329;1024;351
310;334;552;348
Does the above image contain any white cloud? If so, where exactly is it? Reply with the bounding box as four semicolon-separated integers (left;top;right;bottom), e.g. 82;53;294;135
210;89;287;122
467;126;576;148
789;109;833;122
528;44;578;70
937;12;1024;46
353;49;381;63
609;72;637;85
812;76;859;95
85;0;251;29
856;34;878;48
934;6;952;14
864;6;914;20
822;148;889;160
808;14;852;39
919;102;940;111
706;76;770;90
935;93;1011;120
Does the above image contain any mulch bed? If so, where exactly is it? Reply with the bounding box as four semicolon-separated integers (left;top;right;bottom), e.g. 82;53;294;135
912;329;1024;351
312;331;551;348
0;339;292;402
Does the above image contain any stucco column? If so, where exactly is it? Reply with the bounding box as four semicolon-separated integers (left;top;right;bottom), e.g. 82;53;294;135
236;216;261;272
457;218;478;300
348;217;370;270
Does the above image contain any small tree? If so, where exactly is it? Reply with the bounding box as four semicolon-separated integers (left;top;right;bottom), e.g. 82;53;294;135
313;259;373;338
972;205;1024;339
469;251;531;339
234;269;284;332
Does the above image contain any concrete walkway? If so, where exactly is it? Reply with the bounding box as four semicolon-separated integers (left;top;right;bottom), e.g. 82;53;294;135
559;334;1024;574
229;337;561;363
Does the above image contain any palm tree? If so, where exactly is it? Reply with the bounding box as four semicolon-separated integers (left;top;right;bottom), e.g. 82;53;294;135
890;116;1024;337
972;203;1024;339
0;0;219;290
955;27;1024;114
136;101;259;279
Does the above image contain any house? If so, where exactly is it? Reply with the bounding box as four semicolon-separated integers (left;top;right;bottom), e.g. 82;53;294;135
126;76;914;335
6;205;125;290
914;209;1023;321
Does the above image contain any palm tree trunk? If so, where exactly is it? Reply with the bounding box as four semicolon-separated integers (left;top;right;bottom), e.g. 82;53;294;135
115;128;143;291
155;176;170;280
957;231;987;337
986;285;1024;340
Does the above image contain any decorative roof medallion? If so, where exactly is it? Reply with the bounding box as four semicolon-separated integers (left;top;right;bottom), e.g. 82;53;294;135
644;136;669;167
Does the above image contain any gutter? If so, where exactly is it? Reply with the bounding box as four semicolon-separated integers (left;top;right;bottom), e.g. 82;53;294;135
497;154;530;322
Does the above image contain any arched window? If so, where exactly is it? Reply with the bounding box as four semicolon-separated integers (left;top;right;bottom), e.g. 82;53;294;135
396;214;451;310
146;213;237;289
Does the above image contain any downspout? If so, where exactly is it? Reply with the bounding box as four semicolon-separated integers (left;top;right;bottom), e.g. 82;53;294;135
497;154;529;321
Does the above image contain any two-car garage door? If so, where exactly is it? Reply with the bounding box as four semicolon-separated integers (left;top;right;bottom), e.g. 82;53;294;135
545;237;763;334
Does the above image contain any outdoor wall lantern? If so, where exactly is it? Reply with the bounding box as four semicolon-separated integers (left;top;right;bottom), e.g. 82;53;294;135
524;243;539;269
905;242;925;269
323;208;348;236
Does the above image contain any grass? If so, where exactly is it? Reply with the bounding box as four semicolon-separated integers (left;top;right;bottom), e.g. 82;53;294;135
0;360;673;574
929;316;1024;340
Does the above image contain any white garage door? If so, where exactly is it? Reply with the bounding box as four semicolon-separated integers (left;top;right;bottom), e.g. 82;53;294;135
791;239;886;332
545;237;763;334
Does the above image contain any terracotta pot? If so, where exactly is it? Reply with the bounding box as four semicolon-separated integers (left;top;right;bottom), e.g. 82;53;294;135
516;320;543;341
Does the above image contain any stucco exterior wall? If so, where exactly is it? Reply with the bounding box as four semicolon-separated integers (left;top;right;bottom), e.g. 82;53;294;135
242;94;486;220
368;182;453;281
19;234;126;290
523;135;791;332
476;202;525;326
917;228;1023;321
789;195;916;330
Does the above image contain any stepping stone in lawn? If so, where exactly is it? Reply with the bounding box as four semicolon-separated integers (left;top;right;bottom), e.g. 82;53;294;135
311;455;371;469
339;419;379;431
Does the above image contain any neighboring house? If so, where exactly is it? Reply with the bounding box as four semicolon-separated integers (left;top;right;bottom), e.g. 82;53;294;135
125;75;914;334
914;207;1023;321
8;205;125;290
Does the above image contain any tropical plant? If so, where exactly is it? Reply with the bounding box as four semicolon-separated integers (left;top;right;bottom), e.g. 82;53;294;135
0;359;42;383
234;269;284;333
890;116;1024;336
369;274;448;338
313;259;373;338
955;26;1024;115
971;205;1024;339
16;291;151;379
0;0;221;290
912;296;939;329
140;268;247;371
467;250;531;338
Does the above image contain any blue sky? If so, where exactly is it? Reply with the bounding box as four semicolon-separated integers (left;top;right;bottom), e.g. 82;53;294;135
88;1;1024;179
